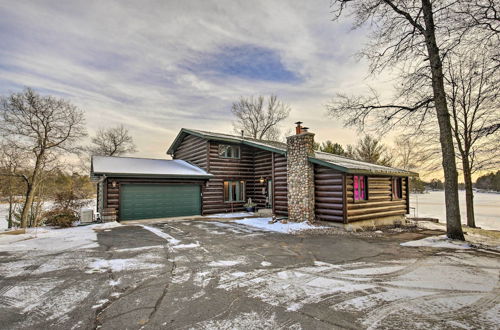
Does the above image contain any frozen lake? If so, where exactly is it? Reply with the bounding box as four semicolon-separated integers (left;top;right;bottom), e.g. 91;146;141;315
410;191;500;231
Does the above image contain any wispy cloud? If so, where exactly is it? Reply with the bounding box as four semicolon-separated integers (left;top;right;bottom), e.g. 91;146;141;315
0;0;390;158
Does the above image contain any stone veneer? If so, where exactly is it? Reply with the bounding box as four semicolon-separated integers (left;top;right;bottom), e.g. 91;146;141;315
286;132;315;222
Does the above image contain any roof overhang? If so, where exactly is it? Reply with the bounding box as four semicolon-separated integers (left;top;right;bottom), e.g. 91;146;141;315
308;157;418;177
167;128;286;156
91;172;213;179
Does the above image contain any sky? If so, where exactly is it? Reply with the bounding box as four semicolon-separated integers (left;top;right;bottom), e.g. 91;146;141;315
0;0;399;160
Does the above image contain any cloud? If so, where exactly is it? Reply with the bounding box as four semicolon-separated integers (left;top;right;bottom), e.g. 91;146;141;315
0;0;393;160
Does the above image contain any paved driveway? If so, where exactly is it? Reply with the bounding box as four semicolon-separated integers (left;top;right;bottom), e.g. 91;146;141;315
0;220;498;329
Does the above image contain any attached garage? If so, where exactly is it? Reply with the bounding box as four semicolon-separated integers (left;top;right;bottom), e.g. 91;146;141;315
120;184;201;220
91;156;212;221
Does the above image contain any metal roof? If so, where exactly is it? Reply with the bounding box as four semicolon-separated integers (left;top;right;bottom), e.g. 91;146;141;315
167;128;417;177
91;156;213;178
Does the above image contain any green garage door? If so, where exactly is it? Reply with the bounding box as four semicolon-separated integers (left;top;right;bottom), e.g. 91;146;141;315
120;184;201;221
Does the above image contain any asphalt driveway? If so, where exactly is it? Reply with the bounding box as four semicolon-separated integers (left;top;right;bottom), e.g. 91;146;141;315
0;219;498;329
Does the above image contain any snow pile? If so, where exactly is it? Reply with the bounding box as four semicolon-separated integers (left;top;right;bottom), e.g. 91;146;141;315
0;222;122;253
234;217;325;233
401;235;472;249
206;212;254;218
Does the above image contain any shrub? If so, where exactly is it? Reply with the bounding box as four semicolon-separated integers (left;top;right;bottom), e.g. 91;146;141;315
44;208;78;228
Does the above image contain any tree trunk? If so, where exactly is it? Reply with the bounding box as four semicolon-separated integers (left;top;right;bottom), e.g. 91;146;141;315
462;157;476;228
421;0;464;240
20;183;35;228
8;193;13;229
20;152;44;228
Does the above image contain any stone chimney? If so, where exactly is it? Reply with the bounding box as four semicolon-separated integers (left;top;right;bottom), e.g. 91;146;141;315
286;122;315;222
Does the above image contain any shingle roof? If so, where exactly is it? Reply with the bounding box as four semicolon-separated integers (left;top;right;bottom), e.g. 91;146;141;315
91;156;212;178
167;128;417;177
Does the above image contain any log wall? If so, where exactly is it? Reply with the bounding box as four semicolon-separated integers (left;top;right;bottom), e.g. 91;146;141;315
273;153;288;216
249;149;272;208
314;165;344;223
202;142;255;214
345;175;408;222
172;134;208;170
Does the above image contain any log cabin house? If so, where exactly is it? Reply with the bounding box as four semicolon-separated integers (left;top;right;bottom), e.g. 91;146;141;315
91;123;417;227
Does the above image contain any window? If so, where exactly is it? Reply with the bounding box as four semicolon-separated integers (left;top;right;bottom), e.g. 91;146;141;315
223;181;245;202
392;177;403;199
219;144;240;159
353;175;368;201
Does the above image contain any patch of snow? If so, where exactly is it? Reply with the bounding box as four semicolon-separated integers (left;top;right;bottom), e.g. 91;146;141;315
85;254;163;273
109;279;120;286
340;265;406;276
139;225;180;244
401;235;472;249
208;260;242;267
92;299;108;309
260;261;272;267
113;245;163;252
206;212;254;218
234;217;325;233
0;222;122;253
171;241;200;249
230;271;247;277
191;311;302;329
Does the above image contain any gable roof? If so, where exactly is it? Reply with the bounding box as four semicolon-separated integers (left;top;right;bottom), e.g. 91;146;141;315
91;156;213;179
167;128;417;177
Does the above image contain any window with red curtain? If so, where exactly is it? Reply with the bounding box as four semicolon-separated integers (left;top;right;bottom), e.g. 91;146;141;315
353;175;367;201
392;177;403;199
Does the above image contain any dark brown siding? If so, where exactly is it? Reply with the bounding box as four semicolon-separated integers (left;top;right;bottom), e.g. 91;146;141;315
250;149;272;208
202;142;254;214
273;153;288;216
103;177;206;220
172;135;208;170
346;175;408;222
314;165;344;222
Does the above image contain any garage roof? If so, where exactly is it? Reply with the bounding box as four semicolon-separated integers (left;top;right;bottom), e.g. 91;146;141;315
91;156;213;179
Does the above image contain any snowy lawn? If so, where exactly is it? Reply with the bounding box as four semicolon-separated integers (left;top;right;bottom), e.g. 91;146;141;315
0;222;121;252
234;217;325;233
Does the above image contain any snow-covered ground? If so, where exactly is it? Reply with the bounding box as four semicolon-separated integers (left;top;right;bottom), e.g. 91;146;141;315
0;199;96;231
0;222;121;252
401;235;472;249
206;212;254;218
235;217;325;233
410;191;500;230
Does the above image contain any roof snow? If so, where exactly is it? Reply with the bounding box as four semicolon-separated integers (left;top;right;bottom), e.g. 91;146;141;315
91;156;212;178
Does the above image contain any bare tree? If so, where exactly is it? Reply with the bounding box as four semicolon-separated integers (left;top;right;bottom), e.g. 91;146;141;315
88;125;137;156
0;88;86;228
231;95;291;140
346;135;393;166
0;141;29;228
327;0;499;240
443;53;499;227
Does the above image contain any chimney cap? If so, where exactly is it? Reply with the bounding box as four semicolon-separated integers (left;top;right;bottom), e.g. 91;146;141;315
294;121;303;125
302;127;309;130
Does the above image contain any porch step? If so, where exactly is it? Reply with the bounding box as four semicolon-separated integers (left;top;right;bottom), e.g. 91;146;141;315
257;208;273;216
